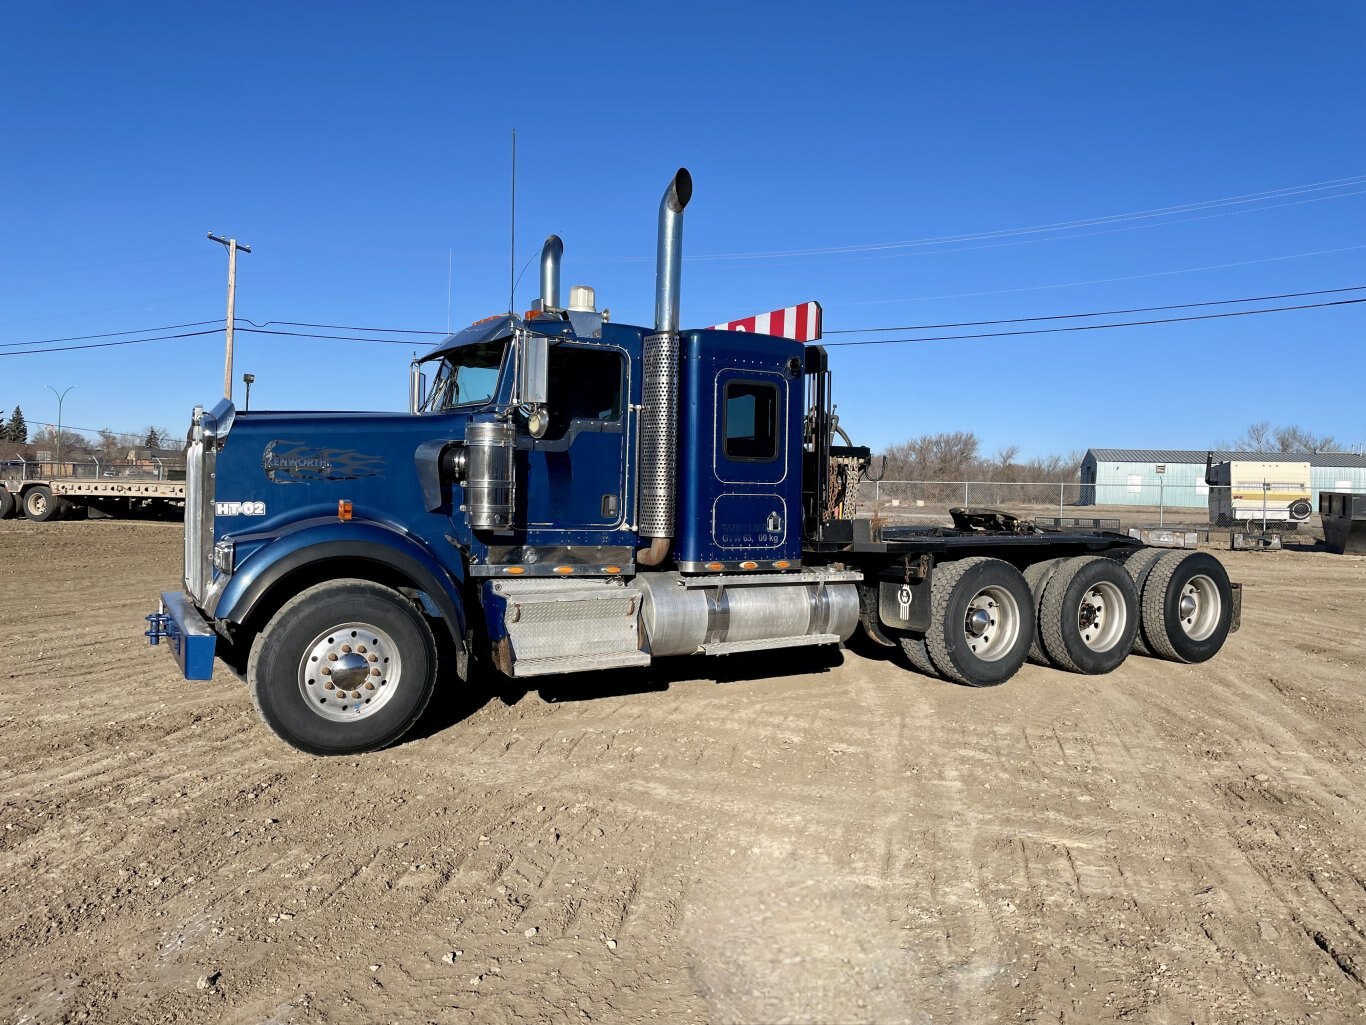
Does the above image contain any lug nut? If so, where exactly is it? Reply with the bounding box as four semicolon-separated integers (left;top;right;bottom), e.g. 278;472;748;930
371;668;381;677
356;644;367;654
320;666;331;676
341;644;352;653
364;682;375;691
324;681;335;690
351;691;361;699
368;654;378;663
328;653;338;662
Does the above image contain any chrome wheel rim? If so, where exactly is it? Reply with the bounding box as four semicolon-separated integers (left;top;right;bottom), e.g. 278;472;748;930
1077;579;1127;652
1177;574;1221;641
298;621;401;722
962;585;1020;662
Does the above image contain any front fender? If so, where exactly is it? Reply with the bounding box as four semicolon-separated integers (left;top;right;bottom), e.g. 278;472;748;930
210;518;466;640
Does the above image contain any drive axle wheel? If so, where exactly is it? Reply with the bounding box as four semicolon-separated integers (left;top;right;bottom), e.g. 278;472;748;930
897;633;942;679
1039;556;1139;674
0;488;14;519
248;579;438;755
923;557;1034;687
1140;551;1234;664
1115;547;1166;655
1022;558;1066;665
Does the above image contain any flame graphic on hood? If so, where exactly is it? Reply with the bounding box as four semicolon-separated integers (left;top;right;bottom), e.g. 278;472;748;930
262;440;387;484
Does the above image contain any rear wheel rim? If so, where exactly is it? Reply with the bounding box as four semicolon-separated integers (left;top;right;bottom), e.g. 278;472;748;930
297;621;402;722
962;585;1021;662
1077;579;1127;652
1177;573;1221;641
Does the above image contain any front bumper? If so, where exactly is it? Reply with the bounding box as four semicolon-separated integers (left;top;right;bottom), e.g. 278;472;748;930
146;591;217;680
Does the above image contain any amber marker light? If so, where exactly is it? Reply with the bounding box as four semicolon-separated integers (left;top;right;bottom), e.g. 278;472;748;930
604;566;622;575
553;566;575;575
504;566;526;575
337;500;353;522
773;560;791;569
705;562;725;571
740;561;758;570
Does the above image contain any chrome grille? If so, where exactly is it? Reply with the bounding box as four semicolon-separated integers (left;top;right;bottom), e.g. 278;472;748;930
183;432;214;602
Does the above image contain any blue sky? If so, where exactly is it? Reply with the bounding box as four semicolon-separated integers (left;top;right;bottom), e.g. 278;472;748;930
2;1;1363;458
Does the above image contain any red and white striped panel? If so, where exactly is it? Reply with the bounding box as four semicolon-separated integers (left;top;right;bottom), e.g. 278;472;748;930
706;301;823;342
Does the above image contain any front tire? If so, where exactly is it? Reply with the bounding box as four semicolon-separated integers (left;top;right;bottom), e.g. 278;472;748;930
248;579;438;755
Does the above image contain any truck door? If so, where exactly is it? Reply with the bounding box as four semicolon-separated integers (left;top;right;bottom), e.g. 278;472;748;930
710;368;789;552
521;342;628;531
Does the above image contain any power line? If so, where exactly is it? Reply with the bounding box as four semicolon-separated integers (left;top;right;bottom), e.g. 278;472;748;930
825;284;1366;334
683;173;1366;262
0;319;223;349
835;242;1366;307
241;319;448;335
823;296;1366;348
237;328;412;345
0;329;223;357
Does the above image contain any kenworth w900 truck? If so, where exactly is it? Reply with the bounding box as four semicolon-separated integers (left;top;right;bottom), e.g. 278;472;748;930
146;170;1240;755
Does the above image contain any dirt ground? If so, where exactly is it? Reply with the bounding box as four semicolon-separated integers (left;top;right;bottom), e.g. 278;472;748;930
2;520;1365;1025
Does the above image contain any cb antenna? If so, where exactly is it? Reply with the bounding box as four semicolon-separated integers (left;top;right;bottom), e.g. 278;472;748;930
508;128;517;315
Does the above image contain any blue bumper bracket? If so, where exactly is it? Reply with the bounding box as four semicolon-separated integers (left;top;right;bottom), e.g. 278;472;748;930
150;591;217;681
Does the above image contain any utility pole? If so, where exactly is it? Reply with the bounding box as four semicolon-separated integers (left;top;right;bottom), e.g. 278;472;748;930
208;233;252;401
46;384;74;473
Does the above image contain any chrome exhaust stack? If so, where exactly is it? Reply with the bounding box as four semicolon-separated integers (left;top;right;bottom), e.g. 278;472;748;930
637;168;692;567
538;234;564;311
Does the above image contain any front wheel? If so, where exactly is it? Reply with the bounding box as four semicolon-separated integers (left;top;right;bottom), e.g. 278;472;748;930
248;579;438;755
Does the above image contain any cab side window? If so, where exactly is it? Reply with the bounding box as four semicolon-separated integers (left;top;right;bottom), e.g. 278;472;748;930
723;381;779;461
543;346;623;439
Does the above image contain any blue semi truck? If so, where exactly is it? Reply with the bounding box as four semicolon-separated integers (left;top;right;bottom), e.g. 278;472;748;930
146;170;1240;755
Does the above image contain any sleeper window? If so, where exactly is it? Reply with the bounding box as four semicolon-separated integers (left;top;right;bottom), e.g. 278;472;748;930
723;381;779;461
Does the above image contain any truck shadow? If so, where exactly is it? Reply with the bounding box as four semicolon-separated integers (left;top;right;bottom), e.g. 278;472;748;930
404;643;851;744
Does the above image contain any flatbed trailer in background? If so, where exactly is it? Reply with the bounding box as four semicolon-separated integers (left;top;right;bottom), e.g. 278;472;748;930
0;475;185;522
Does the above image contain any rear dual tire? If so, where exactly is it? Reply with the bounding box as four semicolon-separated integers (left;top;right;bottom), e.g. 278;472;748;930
1037;556;1139;675
23;485;67;522
1138;551;1233;664
897;557;1035;687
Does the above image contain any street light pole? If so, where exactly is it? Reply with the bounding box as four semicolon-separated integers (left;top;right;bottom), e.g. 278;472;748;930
243;372;255;411
207;233;252;402
46;384;74;473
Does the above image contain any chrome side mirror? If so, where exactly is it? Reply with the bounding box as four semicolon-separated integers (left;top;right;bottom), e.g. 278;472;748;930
517;332;549;406
410;360;428;414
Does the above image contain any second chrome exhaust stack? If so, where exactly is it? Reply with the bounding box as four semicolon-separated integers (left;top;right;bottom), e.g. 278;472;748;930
637;168;692;567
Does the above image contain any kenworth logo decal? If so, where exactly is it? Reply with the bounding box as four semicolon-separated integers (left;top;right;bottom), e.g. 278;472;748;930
262;441;386;484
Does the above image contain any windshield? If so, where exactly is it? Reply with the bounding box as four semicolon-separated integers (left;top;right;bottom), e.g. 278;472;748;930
421;340;505;412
